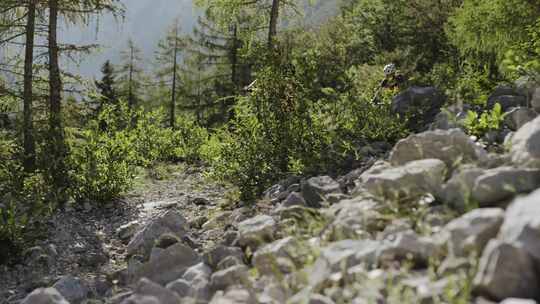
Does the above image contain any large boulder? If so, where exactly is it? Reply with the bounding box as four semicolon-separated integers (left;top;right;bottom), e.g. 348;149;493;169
504;107;537;131
52;275;90;304
236;215;276;250
510;116;540;168
130;242;201;285
21;288;69;304
488;96;527;111
499;189;540;264
472;167;540;207
127;210;188;259
301;176;342;208
487;85;527;111
359;159;447;201
440;166;485;211
391;86;446;131
390;129;486;170
441;208;504;258
473;240;539;301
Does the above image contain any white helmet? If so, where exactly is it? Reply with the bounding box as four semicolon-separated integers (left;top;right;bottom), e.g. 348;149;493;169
383;63;397;76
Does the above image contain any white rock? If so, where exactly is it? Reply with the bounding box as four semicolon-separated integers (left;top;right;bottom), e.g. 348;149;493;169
21;288;69;304
359;159;447;201
473;240;539;301
390;129;487;169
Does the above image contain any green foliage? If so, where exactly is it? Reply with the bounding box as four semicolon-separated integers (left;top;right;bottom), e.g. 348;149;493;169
447;0;540;60
68;104;136;203
0;133;51;251
68;102;209;203
462;103;505;137
202;52;408;200
502;18;540;78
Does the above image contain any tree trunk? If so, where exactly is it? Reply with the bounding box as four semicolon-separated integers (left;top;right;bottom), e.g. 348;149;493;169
48;0;68;204
170;24;178;129
128;45;134;110
231;23;238;88
268;0;280;48
23;0;36;172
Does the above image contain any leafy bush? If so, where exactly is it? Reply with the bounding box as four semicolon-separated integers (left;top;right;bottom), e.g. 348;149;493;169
0;133;51;256
172;114;209;163
462;103;505;137
203;57;408;200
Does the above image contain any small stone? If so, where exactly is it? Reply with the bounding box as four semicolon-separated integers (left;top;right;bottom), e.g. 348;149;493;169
52;275;90;304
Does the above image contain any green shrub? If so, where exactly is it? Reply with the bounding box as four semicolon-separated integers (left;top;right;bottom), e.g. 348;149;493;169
0;133;51;254
203;58;408;201
69;125;139;203
462;103;505;137
172;114;209;162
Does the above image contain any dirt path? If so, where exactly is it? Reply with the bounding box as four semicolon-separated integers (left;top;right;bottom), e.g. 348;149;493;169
0;164;232;303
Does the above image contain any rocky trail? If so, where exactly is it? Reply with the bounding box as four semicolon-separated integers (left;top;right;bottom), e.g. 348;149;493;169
6;81;540;304
0;165;235;303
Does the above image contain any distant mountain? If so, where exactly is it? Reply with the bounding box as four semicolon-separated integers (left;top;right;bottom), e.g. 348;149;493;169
61;0;199;78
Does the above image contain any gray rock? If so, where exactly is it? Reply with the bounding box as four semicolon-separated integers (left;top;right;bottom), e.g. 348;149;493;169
378;230;441;267
308;240;381;288
182;262;212;282
504;107;537;131
390;129;487;170
217;255;245;271
441;208;504;258
308;294;335;304
359;159;447;201
127;210;188;259
510;116;540;168
429;110;459;131
391;86;446;131
301;176;342;208
165;279;190;297
52;275;90;304
133;278;181;304
166;262;212;303
440;166;484;211
500;299;538;304
472;167;540;206
487;95;527;111
116;221;141;242
210;265;250;291
166;278;211;303
209;288;254;304
252;237;308;276
473;240;539;301
21;288;69;304
323;198;383;241
120;295;160;304
532;87;540;113
237;215;276;250
203;245;245;270
282;192;306;207
130;242;201;285
499;188;540;264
